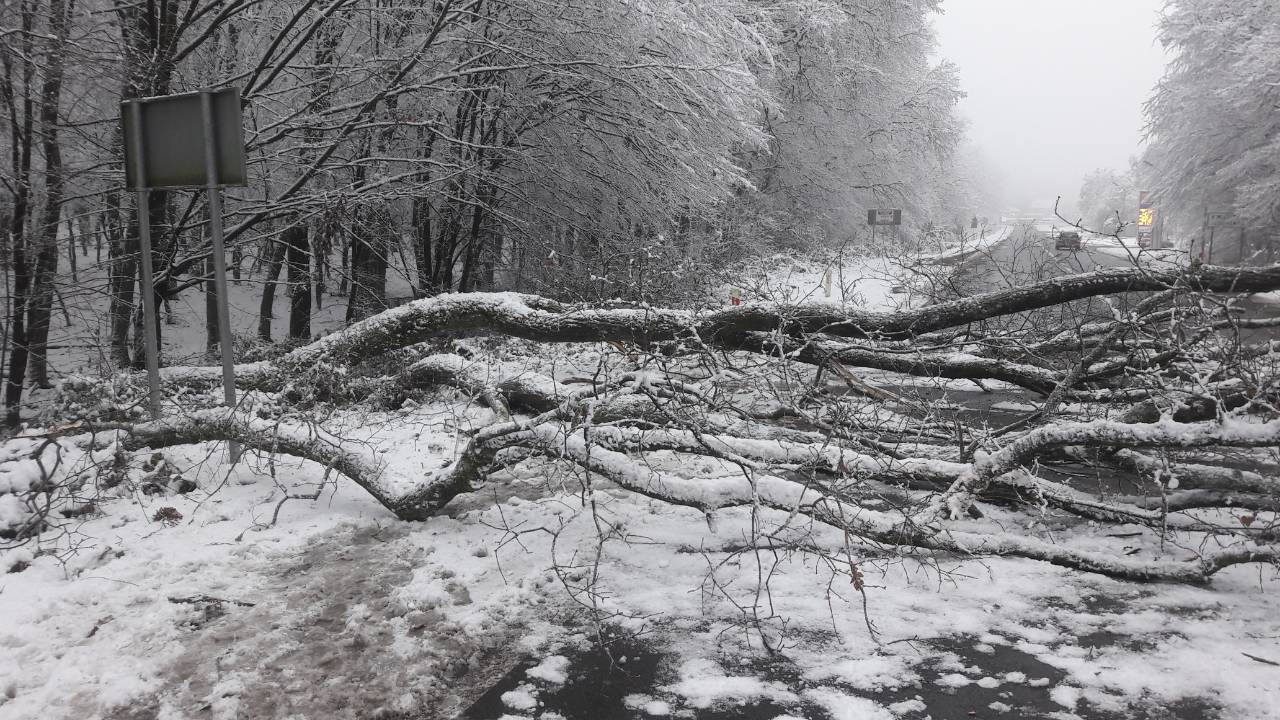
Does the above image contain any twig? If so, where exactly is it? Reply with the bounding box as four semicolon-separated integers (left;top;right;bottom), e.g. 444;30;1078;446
1241;652;1280;667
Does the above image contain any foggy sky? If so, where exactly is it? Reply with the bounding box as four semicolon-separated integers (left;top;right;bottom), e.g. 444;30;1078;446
932;0;1168;212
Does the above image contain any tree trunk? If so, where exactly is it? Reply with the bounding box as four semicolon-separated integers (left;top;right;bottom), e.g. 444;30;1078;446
345;206;388;322
458;187;488;292
26;0;70;390
94;207;106;264
413;196;433;297
338;232;349;296
65;213;77;282
3;199;30;427
128;190;169;371
257;238;287;341
204;257;218;357
107;198;136;368
3;0;36;426
77;209;89;256
431;215;459;295
25;240;58;389
284;224;311;340
411;120;438;297
314;217;328;310
481;230;502;291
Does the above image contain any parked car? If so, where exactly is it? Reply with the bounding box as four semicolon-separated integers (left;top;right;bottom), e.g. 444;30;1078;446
1054;231;1083;251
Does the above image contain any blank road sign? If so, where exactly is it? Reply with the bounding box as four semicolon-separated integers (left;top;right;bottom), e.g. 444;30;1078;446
1205;211;1238;228
122;88;247;190
867;209;902;226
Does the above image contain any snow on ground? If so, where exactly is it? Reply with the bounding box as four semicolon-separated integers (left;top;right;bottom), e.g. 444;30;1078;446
3;379;1278;719
1081;234;1188;269
720;230;1020;313
916;225;1013;264
4;251;1280;719
725;254;911;310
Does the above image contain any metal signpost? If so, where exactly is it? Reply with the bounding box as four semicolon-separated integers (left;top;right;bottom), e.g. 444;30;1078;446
124;103;164;420
1202;210;1242;264
122;88;247;457
867;208;902;244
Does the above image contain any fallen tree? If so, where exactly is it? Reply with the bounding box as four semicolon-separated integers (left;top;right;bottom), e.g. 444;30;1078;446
142;261;1280;380
6;262;1280;588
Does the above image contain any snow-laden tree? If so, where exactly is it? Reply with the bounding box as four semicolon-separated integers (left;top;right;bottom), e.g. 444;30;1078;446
3;0;977;424
1143;0;1280;252
1077;167;1136;232
734;0;966;248
400;0;772;303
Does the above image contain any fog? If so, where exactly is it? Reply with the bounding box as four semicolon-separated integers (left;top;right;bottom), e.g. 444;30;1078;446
933;0;1168;213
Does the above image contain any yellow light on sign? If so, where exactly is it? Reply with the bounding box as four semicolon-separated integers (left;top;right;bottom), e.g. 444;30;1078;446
1137;207;1155;227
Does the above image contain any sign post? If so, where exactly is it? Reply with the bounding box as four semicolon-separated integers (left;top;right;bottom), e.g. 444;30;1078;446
1203;210;1241;264
122;88;247;457
867;208;902;245
126;103;163;419
200;92;241;460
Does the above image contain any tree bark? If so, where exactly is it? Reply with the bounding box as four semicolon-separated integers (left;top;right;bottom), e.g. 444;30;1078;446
25;0;71;390
203;257;218;357
272;264;1280;370
3;0;36;426
65;213;76;282
25;238;58;389
257;237;287;342
345;205;388;322
284;224;311;340
413;195;434;296
107;199;136;368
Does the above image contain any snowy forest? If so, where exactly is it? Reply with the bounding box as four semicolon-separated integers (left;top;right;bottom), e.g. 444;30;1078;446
0;0;970;407
1;1;1279;719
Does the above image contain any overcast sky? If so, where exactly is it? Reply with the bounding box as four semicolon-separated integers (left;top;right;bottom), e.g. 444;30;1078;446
932;0;1168;211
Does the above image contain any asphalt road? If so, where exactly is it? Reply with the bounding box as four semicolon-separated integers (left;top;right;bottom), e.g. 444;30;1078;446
951;224;1161;290
946;223;1280;343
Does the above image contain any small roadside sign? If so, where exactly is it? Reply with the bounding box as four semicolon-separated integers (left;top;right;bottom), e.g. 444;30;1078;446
867;209;902;226
120;87;246;460
123;88;247;190
1206;211;1238;228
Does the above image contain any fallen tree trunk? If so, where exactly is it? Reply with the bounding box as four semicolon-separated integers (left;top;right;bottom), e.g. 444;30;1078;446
256;263;1280;369
133;264;1280;413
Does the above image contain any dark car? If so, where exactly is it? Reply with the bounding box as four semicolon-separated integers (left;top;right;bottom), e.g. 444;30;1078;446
1054;231;1083;251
